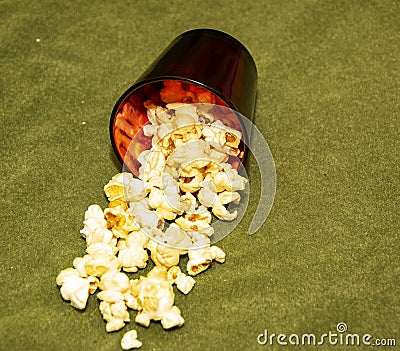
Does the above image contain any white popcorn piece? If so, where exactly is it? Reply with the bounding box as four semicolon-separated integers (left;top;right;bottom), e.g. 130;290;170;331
178;173;204;193
147;240;181;268
80;204;108;239
85;227;115;248
168;266;196;295
218;191;241;205
138;149;166;182
131;266;184;329
98;270;131;292
147;105;169;125
187;246;226;276
197;180;218;207
97;290;125;303
172;104;199;125
124;291;140;310
188;231;211;248
156;122;174;142
211;201;238;221
79;204;117;253
202;120;242;149
220;164;248;191
208;141;231;162
82;243;121;277
117;232;149;273
56;267;79;286
160;224;192;249
99;300;129;332
198;180;239;221
166;140;210;169
142;123;159;137
120;330;142;350
181;191;197;213
72;257;88;277
148;174;188;219
97;270;132;332
104;173;147;202
56;268;90;310
128;201;164;230
210;171;230;192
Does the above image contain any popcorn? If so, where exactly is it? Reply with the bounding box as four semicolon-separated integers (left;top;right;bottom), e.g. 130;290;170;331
128;200;164;230
80;204;108;238
56;268;92;310
160;224;192;248
104;205;139;239
82;243;121;277
188;231;211;248
202;120;242;149
98;269;131;292
104;173;147;202
117;231;149;272
147;240;181;268
198;180;239;221
138;149;166;181
131;266;184;329
187;246;226;276
97;270;131;332
218;191;241;205
120;330;142;350
197;180;218;207
178;173;204;193
99;300;129;332
175;207;214;237
147;173;189;219
56;99;251;348
168;266;196;294
219;164;248;192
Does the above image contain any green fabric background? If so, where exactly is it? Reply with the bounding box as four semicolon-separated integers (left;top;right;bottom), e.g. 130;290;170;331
1;1;398;350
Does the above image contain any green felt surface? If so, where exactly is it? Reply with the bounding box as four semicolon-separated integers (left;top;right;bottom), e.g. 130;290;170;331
1;1;399;350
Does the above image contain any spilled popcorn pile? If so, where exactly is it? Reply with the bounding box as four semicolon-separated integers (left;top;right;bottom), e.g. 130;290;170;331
56;103;247;349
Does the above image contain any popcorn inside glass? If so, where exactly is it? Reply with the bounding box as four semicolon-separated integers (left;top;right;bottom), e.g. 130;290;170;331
110;29;258;176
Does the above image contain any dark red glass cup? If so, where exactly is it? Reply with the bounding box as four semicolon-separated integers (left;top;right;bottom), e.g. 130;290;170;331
110;29;257;175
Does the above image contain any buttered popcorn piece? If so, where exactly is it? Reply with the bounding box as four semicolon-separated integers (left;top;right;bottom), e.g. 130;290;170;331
82;243;121;277
104;205;140;239
131;266;184;329
120;330;142;350
187;246;226;276
175;206;213;237
202;120;242;149
104;173;147;202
